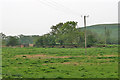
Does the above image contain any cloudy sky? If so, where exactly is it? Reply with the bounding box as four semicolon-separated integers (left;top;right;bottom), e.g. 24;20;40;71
0;0;119;36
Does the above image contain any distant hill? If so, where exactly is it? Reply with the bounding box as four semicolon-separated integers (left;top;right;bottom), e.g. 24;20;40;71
78;23;118;43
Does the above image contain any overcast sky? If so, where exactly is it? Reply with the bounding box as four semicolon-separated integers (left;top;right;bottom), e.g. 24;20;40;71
0;0;119;36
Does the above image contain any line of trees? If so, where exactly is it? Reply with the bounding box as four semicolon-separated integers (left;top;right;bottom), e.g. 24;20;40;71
0;21;114;47
35;21;97;47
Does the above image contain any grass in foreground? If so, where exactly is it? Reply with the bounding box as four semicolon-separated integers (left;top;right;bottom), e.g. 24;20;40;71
2;47;118;78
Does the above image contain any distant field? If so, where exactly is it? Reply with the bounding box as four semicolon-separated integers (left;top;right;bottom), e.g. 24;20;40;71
87;24;118;39
2;46;118;78
80;24;118;43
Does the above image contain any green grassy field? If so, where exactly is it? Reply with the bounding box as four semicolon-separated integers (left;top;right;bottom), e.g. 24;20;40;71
80;24;118;43
2;46;118;78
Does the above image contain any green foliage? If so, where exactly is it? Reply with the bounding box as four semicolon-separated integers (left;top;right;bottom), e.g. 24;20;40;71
1;23;118;47
18;34;34;44
35;35;56;47
35;21;82;46
87;34;97;47
51;21;78;45
85;24;118;44
105;28;112;44
35;36;44;47
0;33;6;45
34;21;116;47
45;35;56;46
6;36;19;46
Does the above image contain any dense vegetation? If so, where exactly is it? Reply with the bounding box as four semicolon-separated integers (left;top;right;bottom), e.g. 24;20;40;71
2;46;118;78
0;22;118;47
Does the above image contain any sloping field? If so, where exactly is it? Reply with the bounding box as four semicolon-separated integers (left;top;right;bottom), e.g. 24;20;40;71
79;23;118;43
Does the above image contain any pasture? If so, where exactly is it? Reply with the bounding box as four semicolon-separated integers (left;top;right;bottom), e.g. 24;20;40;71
2;46;118;78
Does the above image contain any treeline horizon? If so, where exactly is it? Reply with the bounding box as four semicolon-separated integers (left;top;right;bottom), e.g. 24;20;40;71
0;21;118;47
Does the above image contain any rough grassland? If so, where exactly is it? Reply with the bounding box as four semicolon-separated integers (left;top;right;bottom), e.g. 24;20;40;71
2;47;118;78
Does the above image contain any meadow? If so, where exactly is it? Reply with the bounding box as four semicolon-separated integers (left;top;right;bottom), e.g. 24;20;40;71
2;46;118;78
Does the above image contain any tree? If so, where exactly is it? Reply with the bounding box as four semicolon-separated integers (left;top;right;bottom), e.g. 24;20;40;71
106;28;112;44
35;21;99;47
6;36;19;46
31;35;40;44
18;34;33;44
50;23;63;35
75;29;85;46
0;33;6;45
87;34;97;47
48;36;56;46
35;36;44;47
86;30;97;47
53;21;78;45
60;21;77;44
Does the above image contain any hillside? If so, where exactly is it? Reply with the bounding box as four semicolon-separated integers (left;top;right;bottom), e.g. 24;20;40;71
79;23;118;43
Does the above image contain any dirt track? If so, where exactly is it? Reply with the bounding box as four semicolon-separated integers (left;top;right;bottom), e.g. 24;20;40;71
15;54;118;59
